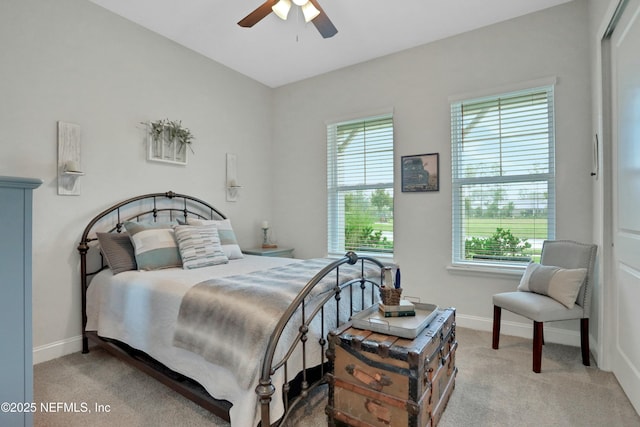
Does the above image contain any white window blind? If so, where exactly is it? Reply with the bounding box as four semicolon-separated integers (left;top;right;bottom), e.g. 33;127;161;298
451;86;555;265
327;114;394;256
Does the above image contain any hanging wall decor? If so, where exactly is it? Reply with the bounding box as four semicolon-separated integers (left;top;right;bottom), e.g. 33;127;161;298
57;121;84;196
401;152;439;192
144;119;194;165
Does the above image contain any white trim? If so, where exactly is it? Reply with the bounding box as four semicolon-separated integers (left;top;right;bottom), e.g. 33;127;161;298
456;313;584;348
324;107;394;126
448;76;557;103
33;335;83;364
447;262;525;278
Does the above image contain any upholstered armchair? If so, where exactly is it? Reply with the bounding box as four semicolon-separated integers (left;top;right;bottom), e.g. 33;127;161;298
492;240;597;373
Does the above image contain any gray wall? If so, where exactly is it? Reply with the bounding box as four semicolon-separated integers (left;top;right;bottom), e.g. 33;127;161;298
1;0;274;362
271;1;593;344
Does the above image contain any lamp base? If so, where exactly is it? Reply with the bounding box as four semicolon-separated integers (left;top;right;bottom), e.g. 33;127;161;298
261;244;278;249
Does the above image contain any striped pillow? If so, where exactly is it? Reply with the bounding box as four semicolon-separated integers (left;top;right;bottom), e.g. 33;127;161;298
184;218;244;259
124;221;182;270
174;225;229;269
517;263;587;309
96;232;137;274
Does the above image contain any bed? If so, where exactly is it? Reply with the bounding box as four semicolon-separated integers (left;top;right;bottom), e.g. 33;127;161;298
78;191;386;426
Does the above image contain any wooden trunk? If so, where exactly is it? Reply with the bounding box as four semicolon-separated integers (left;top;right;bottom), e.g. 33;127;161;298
326;308;456;427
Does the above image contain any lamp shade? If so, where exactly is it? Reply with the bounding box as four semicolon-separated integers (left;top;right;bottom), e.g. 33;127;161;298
300;1;320;22
272;0;292;20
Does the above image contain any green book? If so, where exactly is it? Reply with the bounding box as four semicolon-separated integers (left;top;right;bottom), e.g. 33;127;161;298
381;310;416;318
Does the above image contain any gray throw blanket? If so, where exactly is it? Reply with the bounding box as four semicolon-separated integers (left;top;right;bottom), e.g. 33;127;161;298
173;258;379;389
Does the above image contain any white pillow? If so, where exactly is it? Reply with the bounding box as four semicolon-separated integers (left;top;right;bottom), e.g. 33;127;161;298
517;263;587;309
184;218;244;260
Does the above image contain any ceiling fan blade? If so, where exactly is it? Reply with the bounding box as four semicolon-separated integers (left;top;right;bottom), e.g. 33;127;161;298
308;0;337;38
238;0;279;28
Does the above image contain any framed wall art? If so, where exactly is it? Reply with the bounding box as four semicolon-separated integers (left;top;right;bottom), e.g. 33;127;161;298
401;153;439;192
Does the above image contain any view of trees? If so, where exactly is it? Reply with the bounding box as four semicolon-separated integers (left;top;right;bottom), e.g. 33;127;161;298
344;189;393;252
465;228;531;260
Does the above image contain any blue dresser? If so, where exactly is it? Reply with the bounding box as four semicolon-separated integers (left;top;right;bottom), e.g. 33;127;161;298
0;176;42;427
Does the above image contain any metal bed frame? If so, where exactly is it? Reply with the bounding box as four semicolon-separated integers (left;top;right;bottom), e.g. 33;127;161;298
77;191;385;426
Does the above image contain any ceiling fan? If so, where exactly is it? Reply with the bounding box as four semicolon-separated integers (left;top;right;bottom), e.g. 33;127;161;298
238;0;338;39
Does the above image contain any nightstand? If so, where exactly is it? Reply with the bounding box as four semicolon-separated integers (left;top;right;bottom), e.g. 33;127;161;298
242;247;295;258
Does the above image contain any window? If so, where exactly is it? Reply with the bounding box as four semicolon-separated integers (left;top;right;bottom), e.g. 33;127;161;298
327;114;394;256
451;86;555;266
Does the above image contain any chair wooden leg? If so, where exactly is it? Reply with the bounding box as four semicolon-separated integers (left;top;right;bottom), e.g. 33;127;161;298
581;318;591;366
533;321;543;373
492;306;501;349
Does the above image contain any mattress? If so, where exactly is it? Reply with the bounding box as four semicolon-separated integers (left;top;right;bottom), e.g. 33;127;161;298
85;255;303;426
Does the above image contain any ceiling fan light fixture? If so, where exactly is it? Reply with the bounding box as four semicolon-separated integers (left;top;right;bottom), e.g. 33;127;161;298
272;0;292;20
292;0;307;6
300;1;320;23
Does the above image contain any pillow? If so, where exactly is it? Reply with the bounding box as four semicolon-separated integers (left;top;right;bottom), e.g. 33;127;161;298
96;232;137;274
123;221;182;270
174;224;229;269
517;263;587;309
184;218;244;259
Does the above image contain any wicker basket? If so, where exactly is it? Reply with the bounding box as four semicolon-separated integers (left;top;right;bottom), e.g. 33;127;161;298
379;286;403;306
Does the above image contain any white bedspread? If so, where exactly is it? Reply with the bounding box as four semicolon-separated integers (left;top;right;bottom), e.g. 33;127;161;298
86;255;302;426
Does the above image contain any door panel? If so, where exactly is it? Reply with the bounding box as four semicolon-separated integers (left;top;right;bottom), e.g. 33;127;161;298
611;0;640;414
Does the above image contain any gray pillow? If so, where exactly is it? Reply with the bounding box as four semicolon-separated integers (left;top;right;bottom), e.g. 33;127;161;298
517;263;587;309
96;232;137;274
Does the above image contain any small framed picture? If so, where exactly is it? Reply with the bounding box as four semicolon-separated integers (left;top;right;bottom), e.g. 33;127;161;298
401;153;439;192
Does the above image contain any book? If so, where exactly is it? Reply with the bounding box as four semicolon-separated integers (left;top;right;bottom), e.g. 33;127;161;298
379;300;415;313
381;310;416;318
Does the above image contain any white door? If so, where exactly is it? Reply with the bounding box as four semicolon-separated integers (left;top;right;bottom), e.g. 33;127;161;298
610;0;640;414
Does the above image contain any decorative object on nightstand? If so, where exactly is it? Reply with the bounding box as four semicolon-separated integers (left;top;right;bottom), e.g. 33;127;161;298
242;247;294;258
260;220;277;249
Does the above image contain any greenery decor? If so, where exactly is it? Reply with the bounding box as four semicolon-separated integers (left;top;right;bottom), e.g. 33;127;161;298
145;119;194;153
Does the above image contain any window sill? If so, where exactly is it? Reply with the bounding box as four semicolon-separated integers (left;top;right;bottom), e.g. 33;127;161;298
328;251;394;263
447;262;526;278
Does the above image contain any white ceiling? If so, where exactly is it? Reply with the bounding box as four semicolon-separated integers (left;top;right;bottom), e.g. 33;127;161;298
89;0;572;88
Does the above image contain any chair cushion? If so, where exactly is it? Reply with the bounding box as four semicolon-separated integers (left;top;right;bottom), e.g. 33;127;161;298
517;263;587;309
493;291;584;322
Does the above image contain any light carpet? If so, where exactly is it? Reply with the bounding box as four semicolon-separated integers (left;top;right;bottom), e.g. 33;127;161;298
34;327;640;426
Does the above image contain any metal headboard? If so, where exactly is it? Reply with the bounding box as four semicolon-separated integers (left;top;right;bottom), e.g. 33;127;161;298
77;191;226;352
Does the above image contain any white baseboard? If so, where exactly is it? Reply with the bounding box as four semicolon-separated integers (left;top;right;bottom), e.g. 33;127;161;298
32;315;598;366
33;335;83;365
455;313;582;347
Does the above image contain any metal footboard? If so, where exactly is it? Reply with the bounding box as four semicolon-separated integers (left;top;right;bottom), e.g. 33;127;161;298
257;251;385;426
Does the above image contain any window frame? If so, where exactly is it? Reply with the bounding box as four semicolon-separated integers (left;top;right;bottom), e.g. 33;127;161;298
450;84;556;269
326;112;394;258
